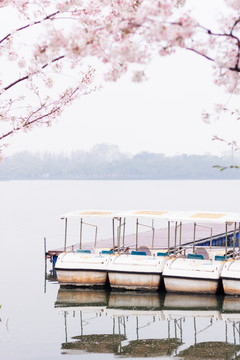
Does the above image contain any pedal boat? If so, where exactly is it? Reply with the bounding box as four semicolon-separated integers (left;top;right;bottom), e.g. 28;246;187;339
55;250;111;287
107;250;170;291
218;222;240;295
162;252;225;295
221;260;240;295
55;210;116;287
162;215;239;295
107;213;171;291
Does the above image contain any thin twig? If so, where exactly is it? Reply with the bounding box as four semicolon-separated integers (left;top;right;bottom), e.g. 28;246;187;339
0;11;60;45
3;55;65;92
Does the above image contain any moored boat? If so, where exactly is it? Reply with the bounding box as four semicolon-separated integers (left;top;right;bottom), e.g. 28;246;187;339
221;258;240;295
107;251;169;291
162;212;240;295
219;222;240;296
55;210;117;287
162;254;225;295
55;251;111;287
106;211;172;291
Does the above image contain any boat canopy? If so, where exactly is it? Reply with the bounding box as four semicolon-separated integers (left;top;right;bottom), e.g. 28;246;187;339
61;210;240;224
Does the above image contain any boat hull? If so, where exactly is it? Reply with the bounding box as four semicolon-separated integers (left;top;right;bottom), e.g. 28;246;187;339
221;259;240;295
222;279;240;295
162;257;224;295
107;254;169;291
56;269;107;287
163;276;219;295
55;252;109;287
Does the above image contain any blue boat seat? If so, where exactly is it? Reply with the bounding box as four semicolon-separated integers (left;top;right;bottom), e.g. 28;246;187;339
131;250;146;256
215;255;227;261
75;249;91;253
157;252;168;257
187;253;204;260
101;250;113;255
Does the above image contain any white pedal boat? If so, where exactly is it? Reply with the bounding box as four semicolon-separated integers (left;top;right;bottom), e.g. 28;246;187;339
162;253;226;295
221;258;240;295
55;250;112;287
107;251;169;291
162;216;239;295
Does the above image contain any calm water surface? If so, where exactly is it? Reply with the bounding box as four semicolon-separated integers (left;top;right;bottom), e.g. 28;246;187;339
1;180;240;359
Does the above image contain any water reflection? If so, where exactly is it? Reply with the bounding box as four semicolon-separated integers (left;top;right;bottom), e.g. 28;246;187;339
55;289;240;359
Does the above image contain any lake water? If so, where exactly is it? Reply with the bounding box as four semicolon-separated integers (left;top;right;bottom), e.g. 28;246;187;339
1;180;240;359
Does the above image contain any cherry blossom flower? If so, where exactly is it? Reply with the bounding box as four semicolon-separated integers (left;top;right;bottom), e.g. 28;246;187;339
1;0;240;159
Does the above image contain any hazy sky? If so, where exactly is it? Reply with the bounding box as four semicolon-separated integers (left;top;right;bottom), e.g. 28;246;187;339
4;0;240;158
6;52;238;158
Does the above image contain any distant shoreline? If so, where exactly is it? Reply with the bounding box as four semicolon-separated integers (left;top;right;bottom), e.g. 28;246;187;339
0;147;239;180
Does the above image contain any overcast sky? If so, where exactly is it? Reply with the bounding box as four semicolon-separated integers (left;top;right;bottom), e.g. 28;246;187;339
4;0;240;158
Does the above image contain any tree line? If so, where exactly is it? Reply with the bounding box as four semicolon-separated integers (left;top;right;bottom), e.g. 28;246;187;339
0;144;239;180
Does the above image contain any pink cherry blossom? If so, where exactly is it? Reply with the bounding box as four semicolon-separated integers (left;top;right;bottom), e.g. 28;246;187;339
0;0;240;158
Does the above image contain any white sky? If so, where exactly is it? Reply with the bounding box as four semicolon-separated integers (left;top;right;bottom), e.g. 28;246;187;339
3;0;240;158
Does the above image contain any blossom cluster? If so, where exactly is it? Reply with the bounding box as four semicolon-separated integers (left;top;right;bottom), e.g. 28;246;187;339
1;0;240;156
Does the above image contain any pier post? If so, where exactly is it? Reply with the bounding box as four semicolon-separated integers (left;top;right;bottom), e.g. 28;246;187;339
168;221;170;255
179;222;182;247
94;226;98;249
64;218;68;252
118;218;121;253
174;222;177;255
152;219;155;250
136;219;139;251
122;218;126;249
225;223;228;260
79;218;83;250
117;218;121;253
44;237;47;259
112;218;115;253
193;223;196;254
233;222;236;257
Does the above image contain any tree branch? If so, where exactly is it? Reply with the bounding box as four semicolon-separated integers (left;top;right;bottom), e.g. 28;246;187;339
230;17;240;36
185;47;215;63
0;106;61;141
3;55;65;92
198;23;240;69
0;11;60;45
0;86;79;142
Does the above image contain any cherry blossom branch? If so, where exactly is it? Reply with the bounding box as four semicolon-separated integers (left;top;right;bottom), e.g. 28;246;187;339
199;23;240;70
230;18;240;36
0;87;79;142
212;135;240;150
0;108;60;141
185;47;215;63
0;11;60;45
2;55;65;92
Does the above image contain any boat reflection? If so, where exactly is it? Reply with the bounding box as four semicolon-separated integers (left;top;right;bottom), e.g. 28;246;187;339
55;289;240;359
55;288;109;308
